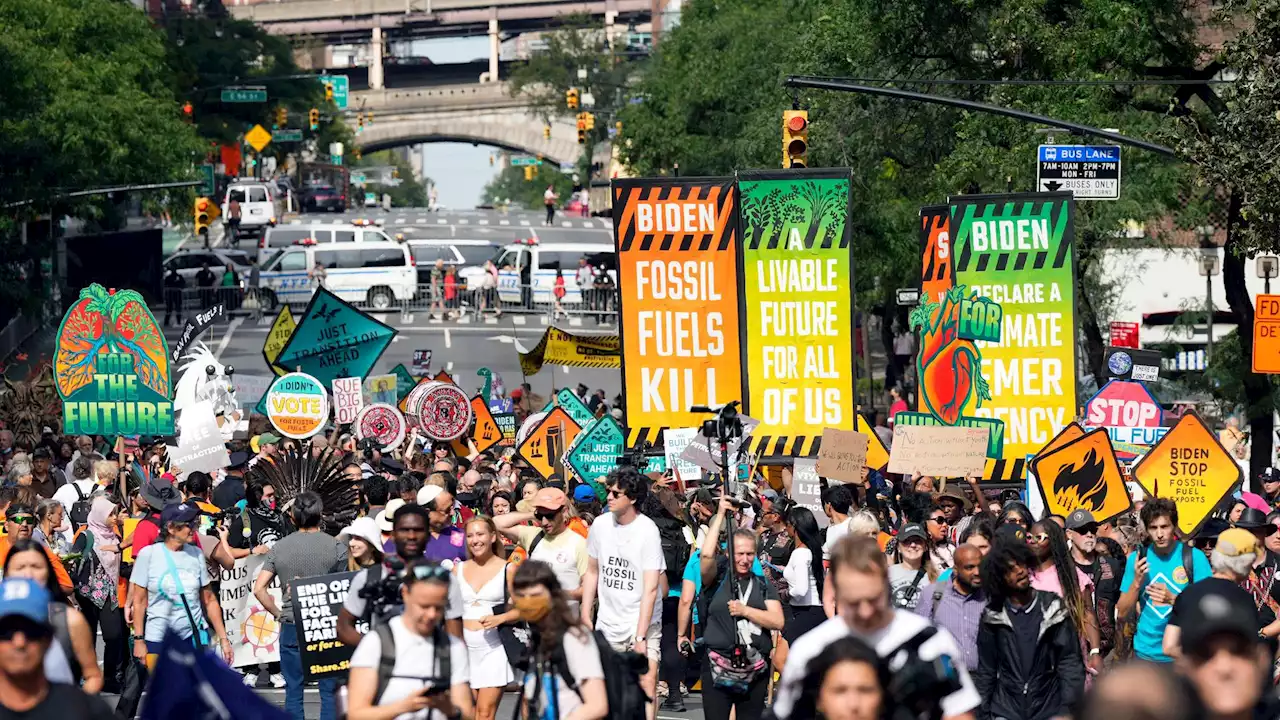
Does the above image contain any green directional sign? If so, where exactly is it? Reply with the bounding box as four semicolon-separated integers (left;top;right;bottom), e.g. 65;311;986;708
318;74;349;110
566;415;625;491
510;157;543;167
222;87;267;103
542;388;594;427
198;164;215;196
273;128;303;142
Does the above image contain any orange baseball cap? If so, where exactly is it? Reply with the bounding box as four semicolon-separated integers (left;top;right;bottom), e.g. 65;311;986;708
532;487;568;511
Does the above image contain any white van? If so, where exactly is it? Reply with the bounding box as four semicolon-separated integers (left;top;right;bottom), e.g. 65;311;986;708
256;241;416;310
407;239;503;287
258;223;397;259
489;240;615;305
223;182;279;241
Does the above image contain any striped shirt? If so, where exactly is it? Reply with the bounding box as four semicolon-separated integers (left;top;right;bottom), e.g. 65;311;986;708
913;579;985;670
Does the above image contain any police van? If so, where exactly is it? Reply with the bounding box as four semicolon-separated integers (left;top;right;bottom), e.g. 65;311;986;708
489;239;615;305
257;223;397;261
256;241;416;310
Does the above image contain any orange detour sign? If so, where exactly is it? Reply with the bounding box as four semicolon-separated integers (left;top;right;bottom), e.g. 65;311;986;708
1131;412;1241;537
515;406;582;480
470;396;502;454
1030;427;1131;523
1253;295;1280;373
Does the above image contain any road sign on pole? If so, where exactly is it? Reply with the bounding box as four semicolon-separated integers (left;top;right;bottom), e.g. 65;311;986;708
510;157;544;167
221;87;267;103
1037;145;1120;199
245;125;273;153
318;75;349;109
272;128;303;142
197;164;215;196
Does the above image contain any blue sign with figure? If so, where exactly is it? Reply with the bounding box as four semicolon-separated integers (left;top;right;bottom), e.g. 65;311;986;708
274;287;397;385
1037;144;1120;199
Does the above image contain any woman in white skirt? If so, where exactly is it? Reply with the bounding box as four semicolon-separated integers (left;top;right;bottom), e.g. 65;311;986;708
456;515;518;720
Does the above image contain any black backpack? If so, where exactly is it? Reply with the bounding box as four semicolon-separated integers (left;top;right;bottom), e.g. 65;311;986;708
546;630;649;720
373;620;451;704
657;520;691;590
69;483;93;529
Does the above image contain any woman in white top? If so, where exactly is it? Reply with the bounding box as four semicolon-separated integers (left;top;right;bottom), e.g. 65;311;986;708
512;560;606;720
455;516;518;720
782;507;826;644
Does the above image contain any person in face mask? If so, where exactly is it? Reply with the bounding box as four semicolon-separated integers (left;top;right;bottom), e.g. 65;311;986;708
512;560;608;720
226;479;294;560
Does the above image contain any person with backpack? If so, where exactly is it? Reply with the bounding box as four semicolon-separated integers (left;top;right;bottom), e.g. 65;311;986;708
511;560;609;720
493;487;588;609
1117;498;1212;664
346;558;474;720
697;495;784;720
67;497;127;692
51;455;99;533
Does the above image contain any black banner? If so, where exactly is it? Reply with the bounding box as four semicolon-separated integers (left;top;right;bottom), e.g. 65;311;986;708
289;571;362;680
494;412;517;447
171;304;226;363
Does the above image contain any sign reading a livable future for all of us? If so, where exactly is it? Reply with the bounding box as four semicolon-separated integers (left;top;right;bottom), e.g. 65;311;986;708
1037;145;1120;200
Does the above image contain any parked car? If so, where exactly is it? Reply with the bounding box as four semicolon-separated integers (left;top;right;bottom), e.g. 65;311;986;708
163;249;254;283
406;239;502;287
222;181;279;243
302;184;346;213
256;241;416;310
257;223;397;261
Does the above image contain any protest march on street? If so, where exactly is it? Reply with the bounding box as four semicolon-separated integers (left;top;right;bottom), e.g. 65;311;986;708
5;170;1280;720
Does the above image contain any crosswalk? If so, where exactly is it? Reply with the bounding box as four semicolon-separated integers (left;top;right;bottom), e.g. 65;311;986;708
286;214;606;229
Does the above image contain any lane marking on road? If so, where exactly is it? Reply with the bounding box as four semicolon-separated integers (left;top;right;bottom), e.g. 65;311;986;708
520;220;530;226
478;219;488;225
444;328;452;348
438;218;448;224
446;361;454;373
499;220;510;226
214;316;244;360
395;218;405;224
561;221;572;227
458;219;469;225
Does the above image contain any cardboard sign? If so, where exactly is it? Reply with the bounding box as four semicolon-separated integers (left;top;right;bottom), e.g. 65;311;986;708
612;178;745;453
1084;379;1166;460
662;427;704;484
274;287;397;386
289;571;362;680
332;377;363;425
738;171;856;459
1131;412;1242;536
515;407;582;480
855;414;890;472
544;388;595;428
790;458;829;529
493;412;517;447
1030;428;1130;524
816;428;869;482
54;284;174;436
680;414;761;473
566;415;625;484
1253;295;1280;374
365;374;398;406
266;372;330;439
220;556;281;668
888;425;989;478
470;396;502;454
262;305;296;377
167;401;230;474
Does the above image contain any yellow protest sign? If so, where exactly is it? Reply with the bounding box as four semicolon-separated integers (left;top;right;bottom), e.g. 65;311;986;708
262;305;296;377
470;396;502;454
1131;412;1242;536
854;414;889;472
1030;428;1131;523
1041;422;1086;457
122;518;141;562
515;407;582;480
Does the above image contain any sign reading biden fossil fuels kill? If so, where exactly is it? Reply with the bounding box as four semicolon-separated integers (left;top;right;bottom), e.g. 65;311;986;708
614;178;745;451
55;284;174;436
737;170;857;459
914;194;1077;481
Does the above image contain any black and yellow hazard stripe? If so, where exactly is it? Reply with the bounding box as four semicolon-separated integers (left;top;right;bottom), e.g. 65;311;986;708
744;434;821;459
985;457;1027;484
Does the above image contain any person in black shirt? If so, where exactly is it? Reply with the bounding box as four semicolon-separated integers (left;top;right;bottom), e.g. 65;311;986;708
0;578;113;719
1066;509;1123;659
212;451;249;511
226;478;293;558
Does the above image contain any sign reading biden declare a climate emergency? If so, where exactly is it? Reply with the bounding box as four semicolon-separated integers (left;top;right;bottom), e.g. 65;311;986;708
614;178;745;451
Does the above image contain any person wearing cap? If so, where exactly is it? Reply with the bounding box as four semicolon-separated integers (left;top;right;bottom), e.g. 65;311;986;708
0;504;74;597
376;498;408;553
494;487;589;608
27;448;65;501
0;577;114;718
129;501;233;668
418;485;467;566
888;523;938;610
1260;467;1280;509
1065;508;1123;661
248;432;282;469
1163;528;1269;656
935;486;973;543
213;451;250;510
1227;508;1280;638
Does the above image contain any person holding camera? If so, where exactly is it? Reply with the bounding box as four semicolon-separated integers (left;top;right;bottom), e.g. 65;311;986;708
346;559;474;720
698;495;784;720
772;535;980;720
338;504;464;647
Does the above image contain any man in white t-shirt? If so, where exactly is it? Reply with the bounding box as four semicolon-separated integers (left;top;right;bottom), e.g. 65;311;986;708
582;467;664;720
773;534;980;720
493;487;588;606
819;484;856;615
52;456;101;531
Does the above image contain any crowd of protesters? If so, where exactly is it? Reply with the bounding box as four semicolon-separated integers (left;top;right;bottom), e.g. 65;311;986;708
2;417;1280;720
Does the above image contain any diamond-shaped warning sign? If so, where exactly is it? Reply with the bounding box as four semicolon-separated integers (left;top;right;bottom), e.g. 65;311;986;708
1131;411;1242;537
1030;427;1131;524
245;124;272;152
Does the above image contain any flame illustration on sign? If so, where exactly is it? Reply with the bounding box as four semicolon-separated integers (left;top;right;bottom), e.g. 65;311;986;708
1052;448;1108;512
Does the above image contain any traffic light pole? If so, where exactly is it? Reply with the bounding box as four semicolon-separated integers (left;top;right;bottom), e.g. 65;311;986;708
783;76;1178;159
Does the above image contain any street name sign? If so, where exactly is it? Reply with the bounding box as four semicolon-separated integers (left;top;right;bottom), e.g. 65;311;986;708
511;157;543;167
318;75;350;109
273;128;303;142
222;87;267;103
1037;145;1120;200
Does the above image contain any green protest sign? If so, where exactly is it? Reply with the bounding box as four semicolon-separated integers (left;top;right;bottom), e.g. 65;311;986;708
274;287;397;386
542;388;595;427
389;364;416;402
566;415;625;484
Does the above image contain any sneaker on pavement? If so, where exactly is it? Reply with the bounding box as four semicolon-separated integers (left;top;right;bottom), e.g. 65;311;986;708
680;682;689;697
660;698;686;713
656;681;668;698
242;671;257;687
269;673;286;688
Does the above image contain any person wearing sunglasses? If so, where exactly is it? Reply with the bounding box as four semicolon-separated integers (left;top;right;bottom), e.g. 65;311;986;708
1065;509;1123;664
888;523;938;610
0;578;113;718
418;485;467;568
1027;519;1103;678
494;487;589;610
926;506;956;569
0;504;73;597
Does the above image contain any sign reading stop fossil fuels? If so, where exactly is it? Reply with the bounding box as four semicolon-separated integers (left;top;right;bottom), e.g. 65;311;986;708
737;170;856;459
614;178;744;450
265;372;329;439
1083;379;1166;461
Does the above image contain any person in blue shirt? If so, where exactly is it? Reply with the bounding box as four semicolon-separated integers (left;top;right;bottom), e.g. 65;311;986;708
1117;498;1211;662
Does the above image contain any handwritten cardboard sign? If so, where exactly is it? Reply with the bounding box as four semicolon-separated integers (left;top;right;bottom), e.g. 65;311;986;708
888;425;989;478
816;428;869;483
791;458;829;529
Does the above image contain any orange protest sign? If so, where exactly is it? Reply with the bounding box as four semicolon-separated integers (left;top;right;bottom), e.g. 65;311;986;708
515;407;582;480
1253;295;1280;373
434;369;455;386
1030;428;1131;523
1131;412;1242;536
470;396;502;454
854;414;890;472
1042;422;1086;457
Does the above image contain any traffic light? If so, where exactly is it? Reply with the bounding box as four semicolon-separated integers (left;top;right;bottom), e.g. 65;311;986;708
576;114;587;145
182;102;193;121
489;154;495;167
309;108;320;130
275;107;287;128
782;109;808;168
354;147;362;161
194;197;212;238
584;112;595;131
543;125;551;140
366;111;373;125
615;121;623;133
357;113;365;134
325;82;334;102
524;166;534;181
566;88;579;110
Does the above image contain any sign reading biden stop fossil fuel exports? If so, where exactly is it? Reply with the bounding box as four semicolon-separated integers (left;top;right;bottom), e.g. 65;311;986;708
614;178;744;450
916;193;1077;481
266;372;330;439
274;287;397;386
55;284;174;436
1131;411;1242;537
737;170;856;459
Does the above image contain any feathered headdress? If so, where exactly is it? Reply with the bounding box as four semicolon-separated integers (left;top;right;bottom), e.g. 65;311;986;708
245;448;359;533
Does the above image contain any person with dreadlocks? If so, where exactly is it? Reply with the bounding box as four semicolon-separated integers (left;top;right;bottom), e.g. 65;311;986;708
1026;519;1104;679
974;532;1085;720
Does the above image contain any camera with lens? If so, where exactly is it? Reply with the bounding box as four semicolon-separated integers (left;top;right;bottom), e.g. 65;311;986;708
884;627;963;720
358;557;407;619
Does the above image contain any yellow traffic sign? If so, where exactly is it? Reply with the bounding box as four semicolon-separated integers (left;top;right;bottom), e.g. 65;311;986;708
1030;427;1131;524
854;414;889;472
1131;411;1241;537
245;124;272;152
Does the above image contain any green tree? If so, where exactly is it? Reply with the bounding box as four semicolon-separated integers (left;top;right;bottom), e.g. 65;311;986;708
355;150;431;207
482;165;574;210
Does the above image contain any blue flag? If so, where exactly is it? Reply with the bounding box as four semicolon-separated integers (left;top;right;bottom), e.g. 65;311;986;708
141;631;289;720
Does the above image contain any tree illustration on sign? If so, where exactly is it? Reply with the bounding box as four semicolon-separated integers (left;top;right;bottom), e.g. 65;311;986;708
55;284;169;399
910;285;991;425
